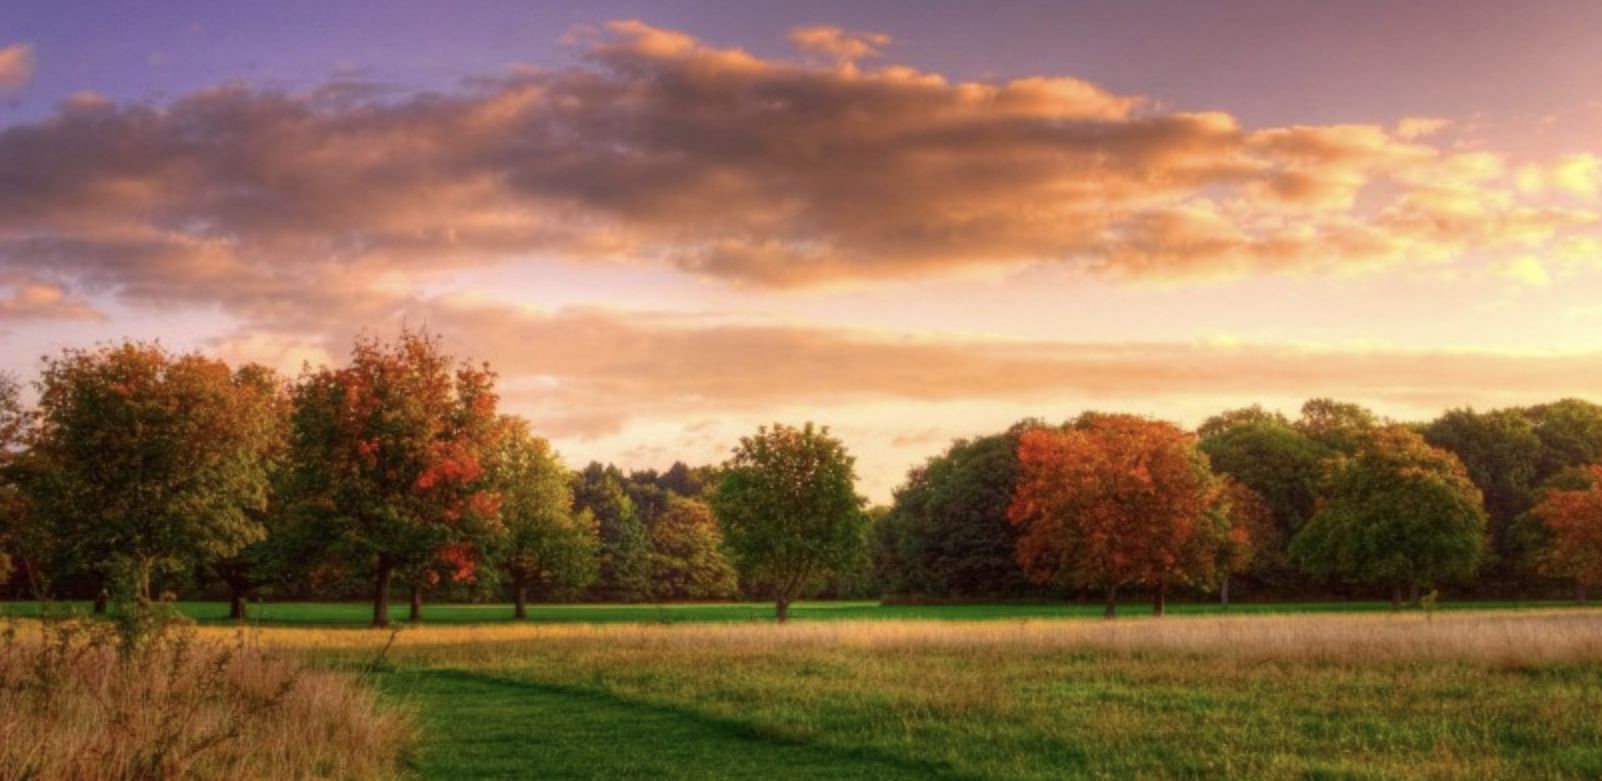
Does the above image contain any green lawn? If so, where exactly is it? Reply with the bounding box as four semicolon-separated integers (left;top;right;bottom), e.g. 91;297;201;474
1;597;1592;626
344;611;1602;780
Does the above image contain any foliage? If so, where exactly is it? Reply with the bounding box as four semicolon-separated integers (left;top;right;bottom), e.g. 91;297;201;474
1294;398;1379;453
1198;415;1328;532
647;496;740;601
1528;464;1602;595
287;329;502;626
1290;425;1488;603
487;417;598;616
26;342;283;604
876;423;1034;598
574;462;652;602
711;423;869;620
1008;414;1234;617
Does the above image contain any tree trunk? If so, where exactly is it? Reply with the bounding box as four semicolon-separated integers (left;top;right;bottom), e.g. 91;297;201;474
372;561;393;628
514;580;529;620
92;588;109;615
1152;583;1167;617
1408;582;1421;607
1220;576;1231;608
1390;585;1402;612
1578;583;1588;605
1104;584;1118;620
229;587;247;622
409;583;424;623
775;596;791;623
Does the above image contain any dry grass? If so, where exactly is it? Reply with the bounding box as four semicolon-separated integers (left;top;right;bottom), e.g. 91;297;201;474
240;608;1602;668
0;618;413;781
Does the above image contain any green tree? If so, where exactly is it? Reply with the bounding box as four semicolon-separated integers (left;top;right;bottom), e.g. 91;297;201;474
574;462;651;601
27;342;281;606
288;330;503;627
876;423;1033;598
0;373;25;591
1295;398;1379;454
1527;399;1602;478
1199;414;1330;588
204;364;292;621
648;496;739;600
1422;408;1543;591
711;423;869;622
488;417;597;618
1290;426;1488;609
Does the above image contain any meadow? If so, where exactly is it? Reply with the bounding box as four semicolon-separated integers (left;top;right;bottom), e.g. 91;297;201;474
18;601;1599;780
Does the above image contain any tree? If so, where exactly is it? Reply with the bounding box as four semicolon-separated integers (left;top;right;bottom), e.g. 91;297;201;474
204;364;292;621
648;496;739;601
1422;408;1543;590
26;343;282;607
1290;426;1487;609
487;417;597;618
1197;405;1287;440
1295;398;1379;453
1216;478;1273;605
1527;399;1602;479
0;373;25;593
876;423;1034;598
1527;465;1602;602
1008;414;1233;619
574;462;651;601
711;423;869;622
1198;415;1329;590
288;330;503;627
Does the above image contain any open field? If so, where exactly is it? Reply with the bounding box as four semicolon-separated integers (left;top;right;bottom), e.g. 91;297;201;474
2;598;1596;626
198;607;1602;780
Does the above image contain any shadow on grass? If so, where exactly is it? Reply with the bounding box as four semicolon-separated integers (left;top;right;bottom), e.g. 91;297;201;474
379;667;978;781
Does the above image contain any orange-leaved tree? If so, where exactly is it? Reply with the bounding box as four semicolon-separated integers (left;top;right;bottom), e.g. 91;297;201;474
288;330;503;627
1529;464;1602;602
1007;414;1234;619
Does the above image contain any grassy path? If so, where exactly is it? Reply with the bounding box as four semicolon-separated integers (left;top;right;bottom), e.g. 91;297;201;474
380;668;966;780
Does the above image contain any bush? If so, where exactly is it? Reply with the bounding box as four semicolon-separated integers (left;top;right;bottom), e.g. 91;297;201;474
0;615;413;780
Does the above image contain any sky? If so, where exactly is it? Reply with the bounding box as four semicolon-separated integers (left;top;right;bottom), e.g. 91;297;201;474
5;0;1602;500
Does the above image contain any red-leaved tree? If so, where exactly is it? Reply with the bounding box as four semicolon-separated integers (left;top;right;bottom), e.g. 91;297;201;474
1530;464;1602;602
1008;414;1234;618
288;330;502;627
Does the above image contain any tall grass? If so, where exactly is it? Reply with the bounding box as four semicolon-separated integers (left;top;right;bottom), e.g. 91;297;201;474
0;617;413;781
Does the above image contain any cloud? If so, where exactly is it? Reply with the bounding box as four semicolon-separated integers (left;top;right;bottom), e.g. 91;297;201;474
0;43;34;91
244;293;1602;441
1500;256;1551;287
0;274;102;321
788;26;891;61
0;20;1597;327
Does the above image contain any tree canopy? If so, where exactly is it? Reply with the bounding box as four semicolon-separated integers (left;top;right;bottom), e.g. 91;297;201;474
711;423;868;621
1290;426;1487;607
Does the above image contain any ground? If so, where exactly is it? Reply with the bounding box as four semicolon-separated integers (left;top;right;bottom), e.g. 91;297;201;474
7;601;1602;779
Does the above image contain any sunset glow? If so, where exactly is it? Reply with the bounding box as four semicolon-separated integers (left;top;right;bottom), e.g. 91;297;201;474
6;1;1602;498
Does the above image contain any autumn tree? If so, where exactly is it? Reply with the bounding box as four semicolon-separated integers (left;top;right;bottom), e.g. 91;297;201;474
1008;414;1234;618
574;462;651;601
711;423;869;622
1290;426;1487;609
486;417;598;618
26;343;282;607
288;330;502;627
647;496;739;601
876;423;1035;598
1527;465;1602;602
1216;478;1273;605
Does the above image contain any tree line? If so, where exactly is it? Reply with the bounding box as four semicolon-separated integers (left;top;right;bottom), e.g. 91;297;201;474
2;331;1601;623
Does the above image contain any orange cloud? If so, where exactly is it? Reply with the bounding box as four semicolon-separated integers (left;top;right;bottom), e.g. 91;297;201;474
788;26;891;61
1;21;1597;323
0;44;33;91
0;274;101;321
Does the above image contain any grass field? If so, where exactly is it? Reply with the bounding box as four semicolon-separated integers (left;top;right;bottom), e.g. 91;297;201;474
10;601;1602;779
